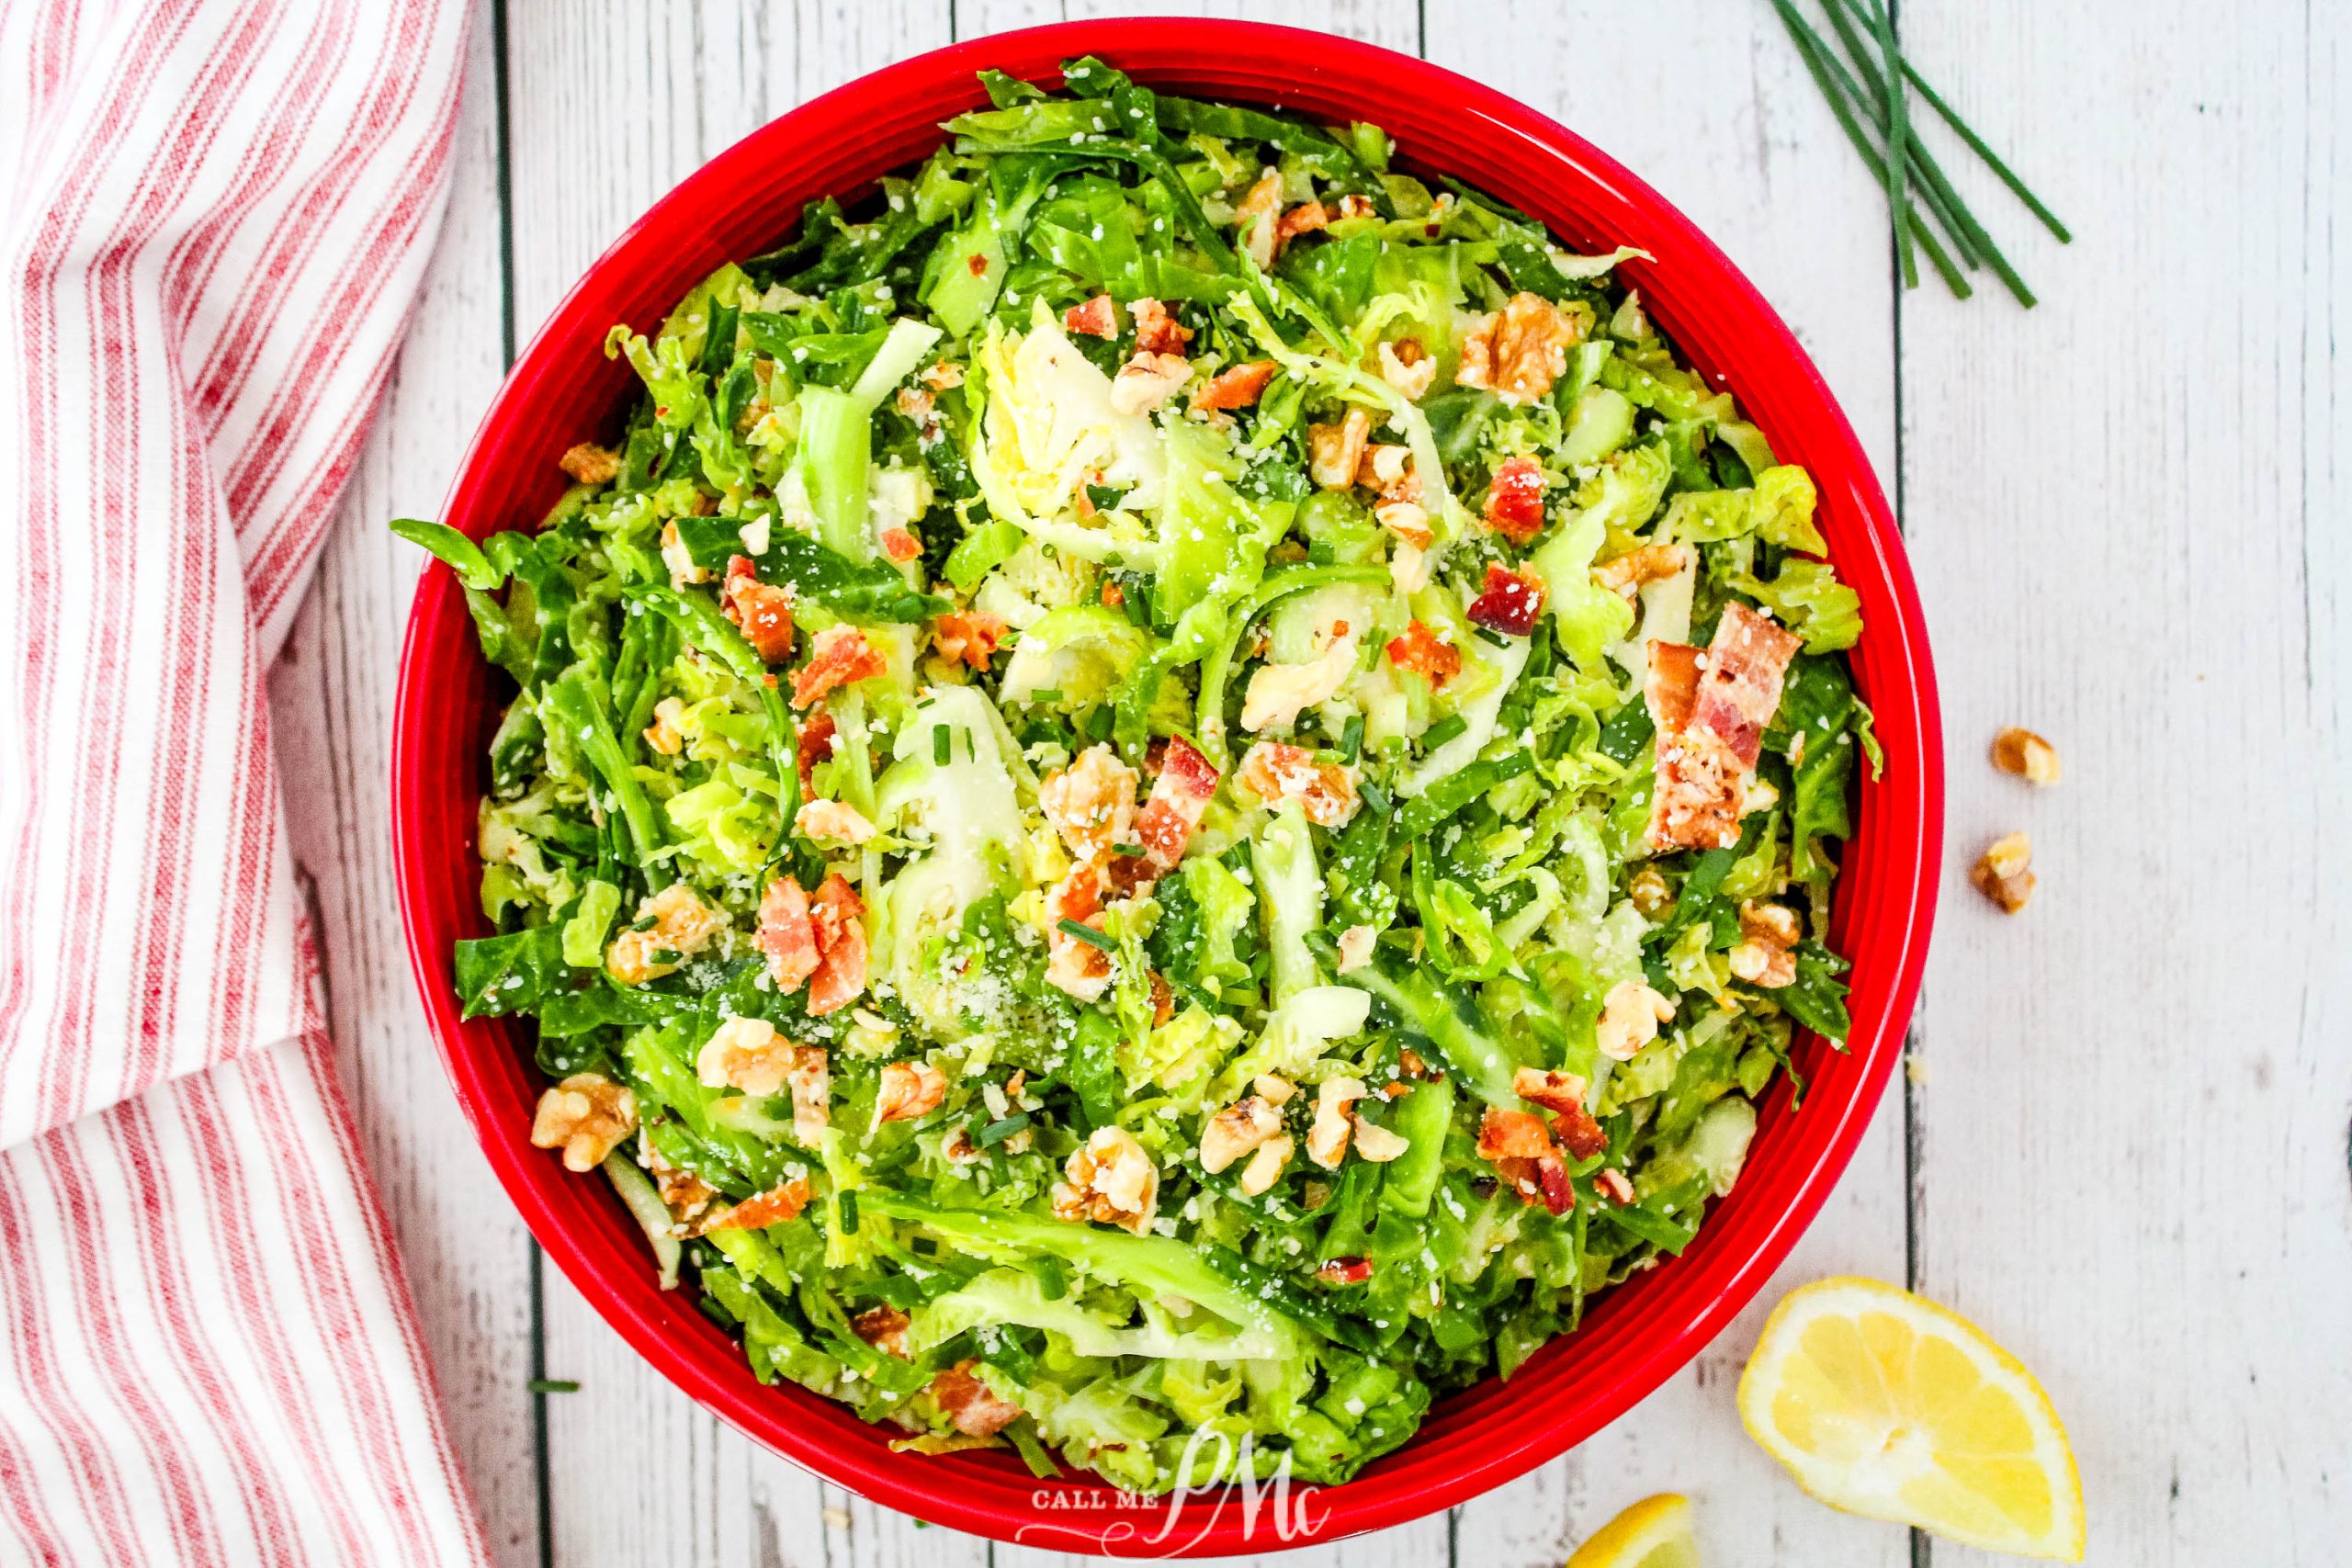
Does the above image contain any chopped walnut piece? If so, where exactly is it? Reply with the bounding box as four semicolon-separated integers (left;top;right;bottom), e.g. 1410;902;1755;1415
1200;1096;1284;1175
853;1305;912;1358
1334;924;1376;975
1110;350;1192;415
1131;297;1193;355
1970;831;2037;913
1306;1077;1368;1169
558;443;622;485
1593;543;1692;602
1052;1126;1159;1234
644;1145;718;1232
1234;172;1284;269
696;1015;796;1097
1455;291;1582;404
1039;744;1141;861
1595;979;1675;1062
876;1060;947;1124
1253;1073;1296;1107
1274;199;1329;250
707;1176;813;1232
1355;442;1413;496
642;695;688;757
931;1360;1023;1437
1990;728;2062;785
605;884;726;987
1374;497;1432;550
1307;409;1372;490
530;1074;637;1173
795;798;876;846
1377;338;1435;400
1729;899;1802;989
1351;1115;1410;1163
1238;1134;1294;1197
785;1045;831;1144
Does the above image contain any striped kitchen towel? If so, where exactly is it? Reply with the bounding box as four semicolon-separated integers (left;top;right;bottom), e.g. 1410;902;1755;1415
0;1;490;1562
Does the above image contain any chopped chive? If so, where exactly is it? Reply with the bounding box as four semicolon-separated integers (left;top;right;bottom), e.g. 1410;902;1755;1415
1358;780;1392;816
1028;688;1065;705
910;1235;937;1256
1057;918;1116;953
1869;0;1915;287
1035;1256;1069;1300
1836;0;2070;243
978;1111;1032;1146
1111;841;1148;857
837;1190;860;1234
1422;714;1469;749
1340;713;1364;762
527;1379;581;1393
933;725;951;764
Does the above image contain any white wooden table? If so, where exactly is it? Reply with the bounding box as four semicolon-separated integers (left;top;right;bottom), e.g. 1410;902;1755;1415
269;3;2352;1563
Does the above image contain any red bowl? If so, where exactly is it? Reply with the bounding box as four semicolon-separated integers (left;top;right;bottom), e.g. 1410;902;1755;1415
394;19;1940;1556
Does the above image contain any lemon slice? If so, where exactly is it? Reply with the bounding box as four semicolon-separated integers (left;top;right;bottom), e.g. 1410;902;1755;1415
1566;1493;1699;1568
1738;1277;2085;1561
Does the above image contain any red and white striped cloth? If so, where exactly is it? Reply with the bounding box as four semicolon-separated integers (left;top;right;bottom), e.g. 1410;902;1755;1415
1;1;490;1562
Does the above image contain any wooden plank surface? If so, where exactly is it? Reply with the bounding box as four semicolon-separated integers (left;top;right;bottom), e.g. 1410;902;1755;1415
263;1;2352;1563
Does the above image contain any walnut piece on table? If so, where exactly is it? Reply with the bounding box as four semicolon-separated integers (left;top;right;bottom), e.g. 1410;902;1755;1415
1991;727;2063;785
1971;830;2038;913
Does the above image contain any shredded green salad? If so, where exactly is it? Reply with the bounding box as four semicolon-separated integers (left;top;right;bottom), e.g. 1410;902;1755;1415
398;59;1882;1493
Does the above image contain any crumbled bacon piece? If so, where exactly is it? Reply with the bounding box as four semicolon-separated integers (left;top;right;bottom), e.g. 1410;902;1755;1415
707;1176;813;1233
1307;410;1372;490
1645;604;1803;852
1131;297;1192;355
1275;199;1329;247
789;624;886;709
806;874;867;1016
879;526;922;564
1592;1168;1636;1205
1686;603;1803;770
1477;1108;1574;1216
1133;735;1219;871
1063;294;1118;338
721;556;795;664
1483;457;1549;544
851;1304;911;1358
1039;744;1141;862
1594;543;1691;601
1192;360;1279;413
1466;563;1547;637
932;1361;1023;1437
931;609;1007;671
1148;970;1174;1027
757;875;821;992
1236;741;1359;828
1315;1257;1374;1286
1511;1066;1590;1118
795;710;837;796
1645;641;1702;737
1333;193;1378;220
1385;619;1462;689
966;253;989;277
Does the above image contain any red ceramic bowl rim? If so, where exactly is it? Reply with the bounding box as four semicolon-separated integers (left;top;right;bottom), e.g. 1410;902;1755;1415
393;18;1941;1556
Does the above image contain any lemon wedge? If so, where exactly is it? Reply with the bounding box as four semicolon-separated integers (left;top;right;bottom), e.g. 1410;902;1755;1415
1738;1277;2085;1561
1566;1493;1699;1568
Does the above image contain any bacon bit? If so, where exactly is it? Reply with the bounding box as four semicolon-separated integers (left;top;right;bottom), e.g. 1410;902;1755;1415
1131;297;1192;355
1511;1066;1591;1118
1133;735;1219;871
1688;602;1803;770
806;874;868;1016
707;1176;814;1233
1148;970;1175;1027
931;1360;1023;1437
1045;865;1113;1002
876;1060;948;1123
1100;581;1125;607
1553;1102;1609;1162
879;526;922;564
851;1304;911;1358
966;252;989;277
1397;1046;1431;1079
1594;543;1691;601
1307;410;1372;490
1275;199;1329;248
1467;563;1547;637
757;875;821;992
1063;294;1118;338
1647;723;1747;852
1192;360;1279;413
1483;457;1549;544
795;710;837;795
1236;740;1359;828
789;624;887;709
1592;1168;1636;1205
1315;1257;1374;1286
1038;743;1141;862
1477;1108;1573;1216
931;609;1007;671
1455;291;1582;404
1645;640;1702;737
721;556;795;664
558;443;622;485
1385;619;1463;689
